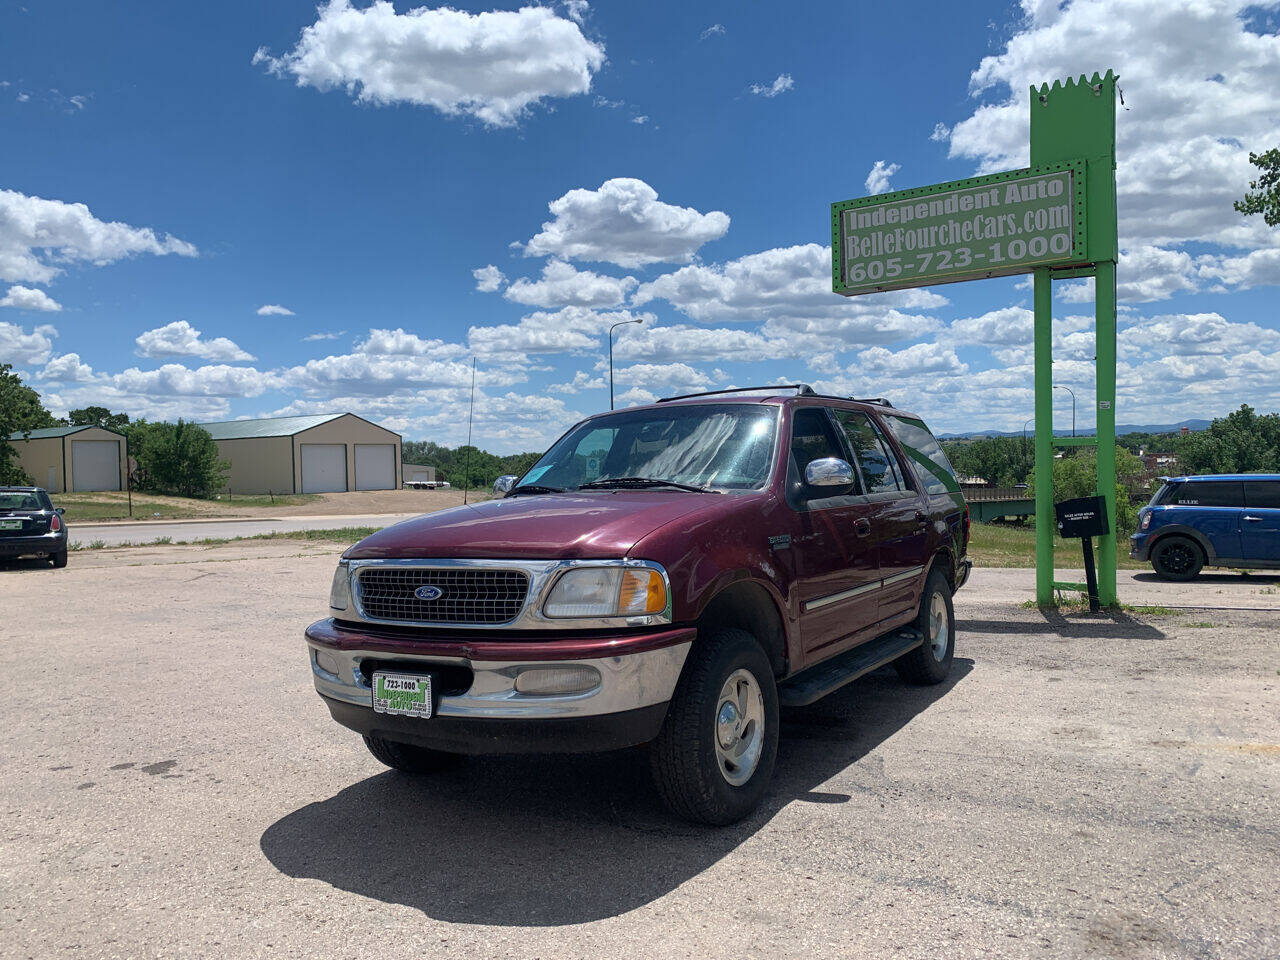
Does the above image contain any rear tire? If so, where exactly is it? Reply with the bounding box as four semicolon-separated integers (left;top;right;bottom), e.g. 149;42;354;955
51;549;68;569
895;566;955;685
1151;535;1203;581
649;628;779;826
363;735;460;774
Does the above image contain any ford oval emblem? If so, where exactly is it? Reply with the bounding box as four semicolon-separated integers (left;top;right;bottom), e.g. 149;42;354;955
414;585;444;601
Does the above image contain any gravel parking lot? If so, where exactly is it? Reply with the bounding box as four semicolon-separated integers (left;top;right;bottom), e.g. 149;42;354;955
1;547;1277;959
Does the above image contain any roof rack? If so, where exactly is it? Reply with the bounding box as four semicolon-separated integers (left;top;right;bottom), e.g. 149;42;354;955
852;397;894;407
656;384;816;403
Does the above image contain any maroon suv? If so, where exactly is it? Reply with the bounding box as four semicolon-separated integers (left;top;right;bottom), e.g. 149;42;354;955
305;385;970;824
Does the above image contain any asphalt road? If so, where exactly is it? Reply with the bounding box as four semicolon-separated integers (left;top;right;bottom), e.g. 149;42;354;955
68;512;421;547
1;548;1277;959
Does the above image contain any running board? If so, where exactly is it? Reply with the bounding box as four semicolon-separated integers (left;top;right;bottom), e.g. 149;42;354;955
778;628;923;707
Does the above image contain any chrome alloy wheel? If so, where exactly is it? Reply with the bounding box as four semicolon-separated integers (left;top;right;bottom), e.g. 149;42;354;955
714;668;765;787
928;590;950;661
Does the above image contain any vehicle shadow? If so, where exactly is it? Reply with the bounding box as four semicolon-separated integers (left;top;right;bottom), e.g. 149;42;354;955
1131;570;1280;585
259;659;973;926
959;609;1166;640
0;557;56;573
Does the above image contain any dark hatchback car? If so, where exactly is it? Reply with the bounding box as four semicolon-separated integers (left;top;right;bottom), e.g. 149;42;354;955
305;386;971;824
0;486;69;568
1131;474;1280;580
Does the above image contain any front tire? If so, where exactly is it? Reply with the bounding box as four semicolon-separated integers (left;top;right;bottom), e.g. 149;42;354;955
363;734;460;774
895;566;955;685
1151;535;1203;581
649;628;779;825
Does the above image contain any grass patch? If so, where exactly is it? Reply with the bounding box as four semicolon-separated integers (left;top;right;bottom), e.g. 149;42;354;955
968;521;1146;570
1020;597;1181;615
51;490;322;522
187;526;380;547
1185;621;1218;628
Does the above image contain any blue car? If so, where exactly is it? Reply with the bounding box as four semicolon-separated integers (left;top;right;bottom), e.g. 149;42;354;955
1130;474;1280;580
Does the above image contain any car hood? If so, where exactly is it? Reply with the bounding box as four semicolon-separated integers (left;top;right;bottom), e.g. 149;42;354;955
344;490;715;560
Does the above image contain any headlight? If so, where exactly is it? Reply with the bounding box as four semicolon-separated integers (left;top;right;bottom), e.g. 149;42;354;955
543;566;668;619
329;561;351;610
1139;512;1152;531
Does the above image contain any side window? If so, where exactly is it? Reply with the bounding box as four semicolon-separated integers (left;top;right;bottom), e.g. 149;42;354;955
836;411;904;494
790;407;849;482
1168;481;1243;507
1244;480;1280;509
884;415;960;495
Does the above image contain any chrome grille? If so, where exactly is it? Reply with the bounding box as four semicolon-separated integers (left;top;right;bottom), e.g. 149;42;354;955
355;566;529;624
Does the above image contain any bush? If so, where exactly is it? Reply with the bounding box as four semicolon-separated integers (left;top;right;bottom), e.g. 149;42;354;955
131;420;229;497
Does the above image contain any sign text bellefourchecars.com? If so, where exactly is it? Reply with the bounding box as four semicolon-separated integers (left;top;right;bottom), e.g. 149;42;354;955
839;170;1076;289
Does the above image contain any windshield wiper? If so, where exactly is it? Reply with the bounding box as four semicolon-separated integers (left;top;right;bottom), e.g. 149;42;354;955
577;476;715;493
506;483;567;496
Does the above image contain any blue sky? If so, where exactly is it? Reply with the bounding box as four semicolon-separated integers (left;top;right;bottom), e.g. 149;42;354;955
2;0;1279;452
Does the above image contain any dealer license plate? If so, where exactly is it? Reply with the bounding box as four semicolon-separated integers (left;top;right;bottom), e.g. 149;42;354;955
372;672;433;719
0;519;23;530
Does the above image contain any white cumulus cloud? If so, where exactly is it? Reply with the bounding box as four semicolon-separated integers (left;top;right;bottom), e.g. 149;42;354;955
135;320;256;363
255;0;606;128
750;73;794;98
257;304;295;316
473;264;506;292
0;188;196;285
0;321;57;365
864;160;901;195
0;285;61;311
521;178;730;268
504;260;637;308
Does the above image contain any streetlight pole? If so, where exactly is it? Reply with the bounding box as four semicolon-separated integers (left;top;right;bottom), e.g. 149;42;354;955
1054;384;1076;437
608;317;644;410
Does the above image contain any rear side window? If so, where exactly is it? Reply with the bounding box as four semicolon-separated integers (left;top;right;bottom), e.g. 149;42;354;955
1244;480;1280;509
884;416;959;495
835;411;905;493
1167;481;1244;507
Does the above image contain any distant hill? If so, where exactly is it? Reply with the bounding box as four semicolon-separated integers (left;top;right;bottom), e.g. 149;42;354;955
939;419;1211;440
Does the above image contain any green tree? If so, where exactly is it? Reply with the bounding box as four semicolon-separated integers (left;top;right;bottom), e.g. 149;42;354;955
942;435;1034;487
1177;404;1280;474
132;420;229;497
1234;148;1280;227
1028;445;1148;535
0;364;59;484
67;405;131;432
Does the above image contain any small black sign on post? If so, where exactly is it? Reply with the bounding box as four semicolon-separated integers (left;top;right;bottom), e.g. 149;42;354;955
1055;496;1110;612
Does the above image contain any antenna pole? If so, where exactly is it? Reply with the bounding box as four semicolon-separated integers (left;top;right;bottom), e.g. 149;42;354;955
463;357;476;505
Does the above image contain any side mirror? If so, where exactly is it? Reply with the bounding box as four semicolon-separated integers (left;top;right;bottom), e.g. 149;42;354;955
804;457;855;492
492;475;518;497
54;507;65;515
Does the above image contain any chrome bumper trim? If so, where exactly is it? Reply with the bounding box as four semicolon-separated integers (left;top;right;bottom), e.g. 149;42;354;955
307;640;691;720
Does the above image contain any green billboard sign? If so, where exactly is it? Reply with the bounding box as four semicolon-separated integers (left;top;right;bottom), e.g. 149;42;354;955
831;160;1088;296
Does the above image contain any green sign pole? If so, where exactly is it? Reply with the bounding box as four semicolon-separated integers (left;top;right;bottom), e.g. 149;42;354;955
1029;70;1119;606
831;70;1119;608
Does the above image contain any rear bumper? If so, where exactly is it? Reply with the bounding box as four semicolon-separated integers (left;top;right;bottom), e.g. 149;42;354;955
304;618;693;753
0;533;65;558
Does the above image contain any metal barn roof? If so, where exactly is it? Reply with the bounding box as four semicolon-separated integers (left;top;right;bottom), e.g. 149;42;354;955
6;425;119;441
195;413;347;440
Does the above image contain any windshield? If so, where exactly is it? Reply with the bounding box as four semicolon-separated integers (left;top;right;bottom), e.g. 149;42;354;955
521;404;779;492
0;491;48;510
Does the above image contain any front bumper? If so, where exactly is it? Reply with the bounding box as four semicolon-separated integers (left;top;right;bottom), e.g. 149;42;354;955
304;618;694;754
0;533;66;558
1129;534;1150;561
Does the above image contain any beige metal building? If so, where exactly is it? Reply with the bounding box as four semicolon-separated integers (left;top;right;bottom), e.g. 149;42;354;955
198;413;402;495
6;425;128;493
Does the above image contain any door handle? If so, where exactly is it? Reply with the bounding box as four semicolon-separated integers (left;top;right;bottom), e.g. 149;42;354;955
853;518;871;537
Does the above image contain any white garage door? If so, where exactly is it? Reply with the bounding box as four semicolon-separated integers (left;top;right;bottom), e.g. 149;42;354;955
355;444;396;491
300;444;348;493
71;440;121;491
